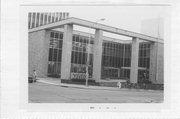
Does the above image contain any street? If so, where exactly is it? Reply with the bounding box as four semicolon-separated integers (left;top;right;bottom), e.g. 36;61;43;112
29;82;163;103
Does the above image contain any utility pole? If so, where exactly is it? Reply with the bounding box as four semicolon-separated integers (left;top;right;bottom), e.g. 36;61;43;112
155;18;160;81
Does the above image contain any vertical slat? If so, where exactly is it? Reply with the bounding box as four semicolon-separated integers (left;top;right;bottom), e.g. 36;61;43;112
34;12;37;27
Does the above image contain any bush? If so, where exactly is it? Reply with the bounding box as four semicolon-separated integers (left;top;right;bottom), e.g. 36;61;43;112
47;74;60;78
121;82;163;90
138;78;152;84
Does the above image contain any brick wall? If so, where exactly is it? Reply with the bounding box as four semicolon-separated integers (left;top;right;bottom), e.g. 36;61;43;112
28;30;50;78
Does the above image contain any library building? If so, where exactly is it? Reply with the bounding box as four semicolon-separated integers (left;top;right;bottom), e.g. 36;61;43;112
28;12;164;85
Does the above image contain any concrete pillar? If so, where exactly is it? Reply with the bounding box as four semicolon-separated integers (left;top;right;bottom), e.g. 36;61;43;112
93;29;103;82
130;37;139;83
157;43;164;84
61;24;73;79
149;42;157;83
149;42;164;84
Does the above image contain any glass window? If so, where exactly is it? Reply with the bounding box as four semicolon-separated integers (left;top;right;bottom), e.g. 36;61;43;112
50;32;54;38
58;40;63;48
75;52;78;64
80;37;83;43
58;50;62;62
82;53;86;64
76;36;79;42
53;39;58;48
48;48;53;61
71;51;75;63
78;52;82;64
53;49;57;61
82;45;86;52
49;38;54;48
147;58;150;68
83;38;86;44
90;40;94;44
55;33;58;38
73;35;76;41
144;49;146;57
89;54;93;65
48;32;63;76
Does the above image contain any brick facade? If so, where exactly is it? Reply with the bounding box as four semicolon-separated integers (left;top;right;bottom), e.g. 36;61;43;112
28;30;50;78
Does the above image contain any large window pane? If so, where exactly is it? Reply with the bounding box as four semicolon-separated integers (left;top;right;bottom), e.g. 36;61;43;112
58;40;63;48
53;49;57;61
48;48;53;61
58;50;62;62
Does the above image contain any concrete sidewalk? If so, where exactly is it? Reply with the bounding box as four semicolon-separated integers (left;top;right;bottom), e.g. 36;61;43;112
35;77;162;92
36;77;121;91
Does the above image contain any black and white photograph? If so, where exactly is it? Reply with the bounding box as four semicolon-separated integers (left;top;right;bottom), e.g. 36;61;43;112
28;6;165;103
1;0;180;118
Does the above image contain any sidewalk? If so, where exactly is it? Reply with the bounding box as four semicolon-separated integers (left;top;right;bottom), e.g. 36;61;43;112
36;77;121;91
36;77;162;92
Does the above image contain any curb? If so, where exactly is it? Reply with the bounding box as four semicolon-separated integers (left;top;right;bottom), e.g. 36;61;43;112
37;79;121;91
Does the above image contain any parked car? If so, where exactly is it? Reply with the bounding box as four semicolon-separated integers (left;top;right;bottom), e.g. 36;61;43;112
28;77;37;83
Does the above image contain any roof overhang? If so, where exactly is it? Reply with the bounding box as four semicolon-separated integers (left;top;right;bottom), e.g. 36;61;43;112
29;17;163;43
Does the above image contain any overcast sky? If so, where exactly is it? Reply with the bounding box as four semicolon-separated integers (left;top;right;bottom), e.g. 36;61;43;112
52;5;170;39
33;5;169;40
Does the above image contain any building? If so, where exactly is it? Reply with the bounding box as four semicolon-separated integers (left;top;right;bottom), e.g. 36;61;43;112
28;12;69;29
141;18;164;84
28;16;164;84
141;18;164;39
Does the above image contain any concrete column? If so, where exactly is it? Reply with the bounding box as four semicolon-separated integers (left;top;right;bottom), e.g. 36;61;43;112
60;24;73;79
149;42;164;84
149;42;157;83
130;37;139;83
92;29;103;82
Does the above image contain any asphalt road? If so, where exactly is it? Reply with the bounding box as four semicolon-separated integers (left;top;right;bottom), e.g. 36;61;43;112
29;82;163;103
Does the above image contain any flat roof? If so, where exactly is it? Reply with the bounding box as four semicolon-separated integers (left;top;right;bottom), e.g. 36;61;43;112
29;17;163;43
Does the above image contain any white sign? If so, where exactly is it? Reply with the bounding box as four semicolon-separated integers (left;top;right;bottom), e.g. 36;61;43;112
71;73;86;79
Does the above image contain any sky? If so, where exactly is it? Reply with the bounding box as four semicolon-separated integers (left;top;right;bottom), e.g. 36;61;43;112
51;5;170;39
